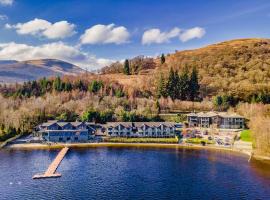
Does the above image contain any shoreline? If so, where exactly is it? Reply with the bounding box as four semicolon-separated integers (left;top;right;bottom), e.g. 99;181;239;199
7;142;270;163
7;142;252;156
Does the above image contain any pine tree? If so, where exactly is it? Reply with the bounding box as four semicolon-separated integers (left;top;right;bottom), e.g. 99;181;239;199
53;76;62;91
213;95;223;111
64;82;72;91
160;53;165;64
179;67;189;100
123;59;130;75
189;66;200;101
166;68;178;100
157;73;167;98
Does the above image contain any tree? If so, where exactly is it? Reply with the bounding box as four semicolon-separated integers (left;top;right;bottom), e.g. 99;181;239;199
213;96;223;111
75;80;86;91
115;88;125;98
157;73;167;98
123;59;130;75
53;76;63;92
166;68;177;100
179;66;189;100
189;66;200;101
155;100;161;113
39;77;49;94
64;82;72;92
88;80;103;93
81;108;99;123
160;53;165;64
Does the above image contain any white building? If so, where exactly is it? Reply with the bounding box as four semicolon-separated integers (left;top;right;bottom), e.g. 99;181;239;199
187;111;245;129
37;120;95;142
104;122;176;137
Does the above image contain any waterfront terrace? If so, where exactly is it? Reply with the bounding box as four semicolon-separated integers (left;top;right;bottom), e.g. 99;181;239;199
104;122;176;137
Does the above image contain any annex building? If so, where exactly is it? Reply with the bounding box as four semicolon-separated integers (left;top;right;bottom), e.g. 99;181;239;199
187;111;245;129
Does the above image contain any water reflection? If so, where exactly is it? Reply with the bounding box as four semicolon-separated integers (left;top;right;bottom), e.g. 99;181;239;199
0;147;269;200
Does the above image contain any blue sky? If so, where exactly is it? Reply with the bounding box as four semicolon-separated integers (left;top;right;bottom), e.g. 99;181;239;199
0;0;270;70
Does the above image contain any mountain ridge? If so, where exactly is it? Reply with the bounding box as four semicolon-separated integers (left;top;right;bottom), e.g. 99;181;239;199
0;59;85;83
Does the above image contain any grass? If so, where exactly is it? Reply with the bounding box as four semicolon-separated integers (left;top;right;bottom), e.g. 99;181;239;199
103;137;179;144
185;138;215;145
240;130;252;142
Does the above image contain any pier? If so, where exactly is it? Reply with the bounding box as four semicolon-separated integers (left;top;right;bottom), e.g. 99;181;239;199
33;147;69;179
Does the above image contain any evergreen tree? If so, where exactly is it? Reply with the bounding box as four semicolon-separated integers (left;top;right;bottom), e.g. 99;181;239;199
123;59;130;75
157;72;167;98
75;80;86;91
213;95;223;111
166;68;179;100
155;100;161;113
64;82;72;91
160;53;165;64
88;80;103;93
39;77;48;94
53;76;62;91
179;67;189;100
189;66;200;101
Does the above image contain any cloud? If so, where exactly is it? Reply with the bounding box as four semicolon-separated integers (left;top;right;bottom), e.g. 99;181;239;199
0;42;113;70
142;26;206;44
179;27;206;42
80;24;130;45
0;14;8;20
5;18;76;39
142;27;181;45
42;21;76;39
0;0;13;6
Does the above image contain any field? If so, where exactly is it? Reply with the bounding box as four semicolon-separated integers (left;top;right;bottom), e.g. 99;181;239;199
240;130;252;142
103;137;179;143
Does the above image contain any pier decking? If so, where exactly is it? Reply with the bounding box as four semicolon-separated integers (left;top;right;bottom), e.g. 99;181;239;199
33;147;69;179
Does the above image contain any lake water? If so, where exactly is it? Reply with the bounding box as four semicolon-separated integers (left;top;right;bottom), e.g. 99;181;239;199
0;147;270;200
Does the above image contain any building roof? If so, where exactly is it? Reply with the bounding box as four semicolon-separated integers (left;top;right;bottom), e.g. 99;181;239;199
105;122;175;128
186;112;197;117
187;111;244;119
39;121;96;130
40;120;59;127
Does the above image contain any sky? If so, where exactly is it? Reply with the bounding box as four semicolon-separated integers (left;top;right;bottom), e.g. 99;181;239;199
0;0;270;70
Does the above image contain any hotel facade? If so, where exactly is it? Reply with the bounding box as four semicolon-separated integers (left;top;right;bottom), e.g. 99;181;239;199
187;111;245;129
37;120;95;142
104;122;176;137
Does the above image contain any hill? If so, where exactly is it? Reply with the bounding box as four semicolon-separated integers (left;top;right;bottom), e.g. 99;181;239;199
102;38;270;100
0;59;85;83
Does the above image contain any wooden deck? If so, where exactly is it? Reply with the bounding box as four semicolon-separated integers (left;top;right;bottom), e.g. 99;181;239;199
33;147;69;179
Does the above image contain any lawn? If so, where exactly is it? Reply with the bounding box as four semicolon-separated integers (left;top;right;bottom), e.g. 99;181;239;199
240;130;252;142
185;138;215;145
103;137;179;143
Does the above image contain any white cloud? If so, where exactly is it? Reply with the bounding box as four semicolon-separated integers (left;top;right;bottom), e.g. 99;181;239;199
179;27;206;42
5;18;76;39
0;0;13;6
80;24;130;45
0;14;7;20
142;27;181;45
42;21;76;39
0;42;113;70
142;26;206;44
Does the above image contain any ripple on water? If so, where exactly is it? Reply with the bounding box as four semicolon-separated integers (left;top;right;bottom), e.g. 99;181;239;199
0;147;269;200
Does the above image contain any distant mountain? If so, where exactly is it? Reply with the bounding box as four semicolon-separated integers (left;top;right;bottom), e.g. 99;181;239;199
0;59;85;83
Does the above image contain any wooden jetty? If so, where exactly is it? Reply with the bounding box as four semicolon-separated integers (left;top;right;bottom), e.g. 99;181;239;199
33;147;69;179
